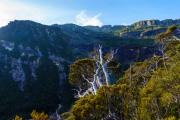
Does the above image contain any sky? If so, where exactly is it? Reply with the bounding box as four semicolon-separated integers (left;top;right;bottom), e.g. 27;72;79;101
0;0;180;27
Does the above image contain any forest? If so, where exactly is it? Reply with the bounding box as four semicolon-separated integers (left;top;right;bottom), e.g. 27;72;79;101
13;25;180;120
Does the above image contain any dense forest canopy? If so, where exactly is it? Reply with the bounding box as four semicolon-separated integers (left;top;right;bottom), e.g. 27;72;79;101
60;26;180;120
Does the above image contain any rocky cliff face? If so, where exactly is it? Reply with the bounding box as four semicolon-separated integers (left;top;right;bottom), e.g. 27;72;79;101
114;19;180;38
0;20;74;119
0;20;71;88
132;19;180;27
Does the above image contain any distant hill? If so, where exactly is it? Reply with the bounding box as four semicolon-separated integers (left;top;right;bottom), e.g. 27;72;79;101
84;18;180;38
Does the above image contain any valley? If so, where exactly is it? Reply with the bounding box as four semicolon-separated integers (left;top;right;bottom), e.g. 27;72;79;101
0;19;179;119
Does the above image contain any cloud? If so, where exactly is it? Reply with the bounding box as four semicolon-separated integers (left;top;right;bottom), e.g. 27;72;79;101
0;1;102;27
76;10;103;26
121;22;131;26
0;0;55;27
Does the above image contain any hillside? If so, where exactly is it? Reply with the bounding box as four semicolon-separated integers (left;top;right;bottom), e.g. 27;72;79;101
0;19;179;119
85;19;180;38
62;25;180;120
0;20;74;119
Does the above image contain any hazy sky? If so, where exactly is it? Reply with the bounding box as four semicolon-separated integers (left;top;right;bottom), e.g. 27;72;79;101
0;0;180;27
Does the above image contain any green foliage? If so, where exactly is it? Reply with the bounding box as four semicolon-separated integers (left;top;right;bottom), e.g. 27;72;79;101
30;110;49;120
156;25;177;43
12;115;23;120
69;58;96;93
166;25;177;34
69;54;121;94
12;110;49;120
66;37;180;119
68;85;131;119
114;25;167;39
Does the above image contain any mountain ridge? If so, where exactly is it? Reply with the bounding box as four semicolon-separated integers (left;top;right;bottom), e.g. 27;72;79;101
2;18;179;30
131;18;180;27
55;18;180;38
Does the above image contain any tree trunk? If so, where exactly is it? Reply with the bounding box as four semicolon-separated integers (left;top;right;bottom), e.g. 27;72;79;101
99;46;111;85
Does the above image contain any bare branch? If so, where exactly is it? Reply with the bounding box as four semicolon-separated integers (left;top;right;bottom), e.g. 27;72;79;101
173;35;180;40
106;49;118;65
97;76;103;87
95;62;101;73
92;62;101;94
55;104;62;120
73;87;93;98
93;56;100;63
99;45;103;64
82;74;92;83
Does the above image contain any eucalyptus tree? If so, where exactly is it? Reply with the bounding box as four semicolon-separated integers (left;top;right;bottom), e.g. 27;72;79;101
156;25;179;71
69;46;119;97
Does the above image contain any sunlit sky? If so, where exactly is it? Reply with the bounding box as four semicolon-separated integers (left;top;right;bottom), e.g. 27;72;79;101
0;0;180;27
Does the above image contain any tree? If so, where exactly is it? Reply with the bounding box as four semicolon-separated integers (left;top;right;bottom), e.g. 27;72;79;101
30;110;49;120
67;85;130;120
156;25;179;72
13;115;23;120
66;33;180;120
69;58;97;96
69;46;119;97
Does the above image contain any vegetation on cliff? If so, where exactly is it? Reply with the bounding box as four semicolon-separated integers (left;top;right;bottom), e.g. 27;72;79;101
63;26;180;119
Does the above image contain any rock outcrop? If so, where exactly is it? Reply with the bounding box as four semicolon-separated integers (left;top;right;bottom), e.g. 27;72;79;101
132;19;180;27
